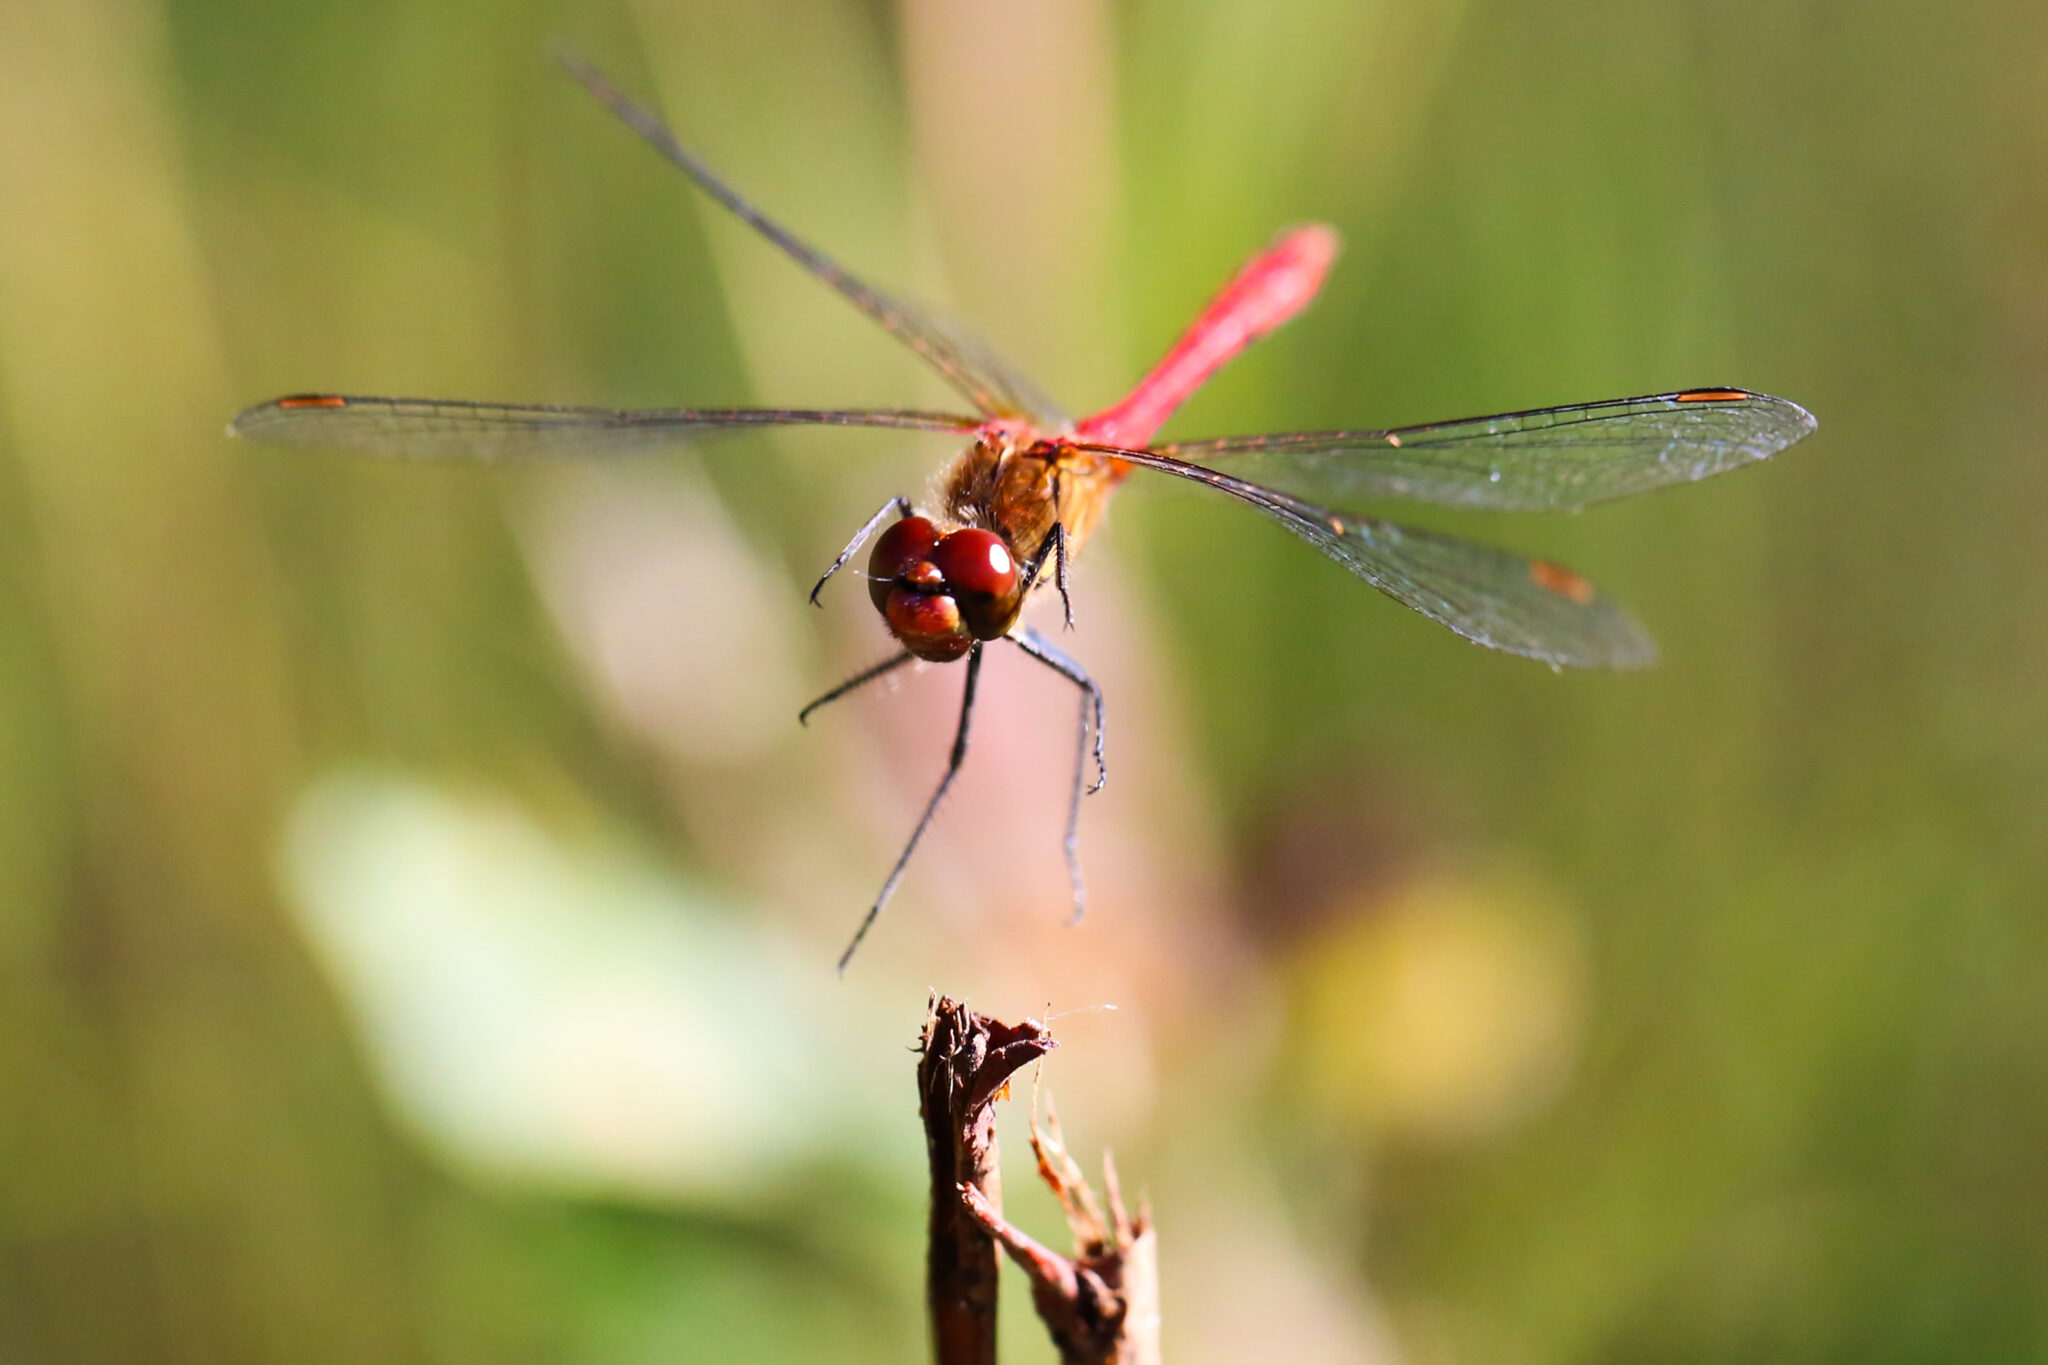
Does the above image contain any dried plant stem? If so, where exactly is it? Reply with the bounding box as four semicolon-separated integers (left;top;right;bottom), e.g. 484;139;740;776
917;996;1161;1365
918;995;1057;1365
961;1100;1161;1365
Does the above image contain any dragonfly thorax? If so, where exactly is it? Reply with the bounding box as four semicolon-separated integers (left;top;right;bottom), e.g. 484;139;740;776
868;515;1023;661
940;428;1129;575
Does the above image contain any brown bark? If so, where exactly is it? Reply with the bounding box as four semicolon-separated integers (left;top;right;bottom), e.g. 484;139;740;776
917;995;1057;1365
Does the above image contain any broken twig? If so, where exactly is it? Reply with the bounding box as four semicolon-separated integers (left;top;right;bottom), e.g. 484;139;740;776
917;996;1159;1365
960;1098;1160;1365
918;995;1058;1365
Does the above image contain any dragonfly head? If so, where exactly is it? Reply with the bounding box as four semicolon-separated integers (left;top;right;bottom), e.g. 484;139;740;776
868;516;1022;661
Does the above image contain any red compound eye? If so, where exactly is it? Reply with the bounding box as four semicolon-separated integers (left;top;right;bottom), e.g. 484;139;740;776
932;529;1019;602
884;588;972;661
867;516;942;611
932;529;1022;640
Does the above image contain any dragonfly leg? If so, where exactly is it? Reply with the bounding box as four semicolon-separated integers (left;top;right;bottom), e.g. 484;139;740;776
799;650;915;726
838;642;985;971
1052;527;1074;630
811;495;913;605
1050;467;1075;629
1022;525;1074;626
1020;470;1076;630
1011;627;1107;925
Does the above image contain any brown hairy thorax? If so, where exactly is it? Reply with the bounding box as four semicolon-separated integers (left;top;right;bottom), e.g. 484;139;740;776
938;429;1132;579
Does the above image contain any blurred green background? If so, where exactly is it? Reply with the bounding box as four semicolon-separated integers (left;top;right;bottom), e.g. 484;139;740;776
4;0;2047;1361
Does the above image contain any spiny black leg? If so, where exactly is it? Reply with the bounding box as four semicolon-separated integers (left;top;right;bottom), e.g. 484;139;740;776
811;495;912;605
799;650;915;726
1049;467;1074;629
1022;527;1052;592
1014;627;1105;792
1052;523;1074;630
1023;523;1076;630
838;642;985;972
1020;471;1076;630
1011;627;1107;925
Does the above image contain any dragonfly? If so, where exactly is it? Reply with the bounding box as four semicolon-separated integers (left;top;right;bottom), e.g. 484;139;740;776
231;52;1817;969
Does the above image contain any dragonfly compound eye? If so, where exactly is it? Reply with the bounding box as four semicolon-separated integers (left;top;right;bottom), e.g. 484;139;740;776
884;587;973;661
867;515;943;612
931;528;1021;639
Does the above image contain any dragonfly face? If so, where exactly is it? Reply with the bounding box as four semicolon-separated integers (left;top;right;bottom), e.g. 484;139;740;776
867;515;1023;661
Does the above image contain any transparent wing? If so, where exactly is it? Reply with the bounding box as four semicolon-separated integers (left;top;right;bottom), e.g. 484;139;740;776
1081;443;1656;668
555;48;1070;431
1161;389;1815;513
228;394;981;458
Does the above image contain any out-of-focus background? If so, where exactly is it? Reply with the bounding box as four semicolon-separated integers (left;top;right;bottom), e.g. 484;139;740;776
4;0;2046;1361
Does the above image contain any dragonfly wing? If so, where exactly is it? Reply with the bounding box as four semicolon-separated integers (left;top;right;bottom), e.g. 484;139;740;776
918;310;1071;432
1162;389;1815;512
1083;443;1656;668
555;49;1068;430
1282;514;1658;668
228;395;981;458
